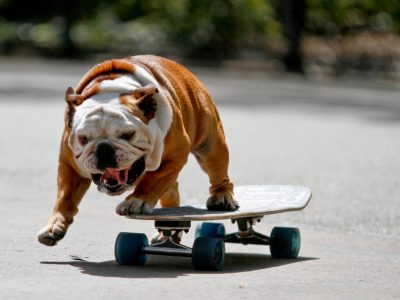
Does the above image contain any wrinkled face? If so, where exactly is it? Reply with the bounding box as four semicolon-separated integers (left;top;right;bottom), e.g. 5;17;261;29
69;100;156;195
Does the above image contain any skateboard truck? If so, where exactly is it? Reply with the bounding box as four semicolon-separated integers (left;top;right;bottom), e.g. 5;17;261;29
226;217;269;245
142;221;192;257
154;221;191;232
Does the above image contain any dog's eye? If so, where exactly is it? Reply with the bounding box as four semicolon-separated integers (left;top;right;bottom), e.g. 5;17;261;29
120;132;135;140
78;135;88;146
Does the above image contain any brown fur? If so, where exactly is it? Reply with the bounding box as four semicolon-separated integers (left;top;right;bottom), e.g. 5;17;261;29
120;85;158;123
75;59;135;94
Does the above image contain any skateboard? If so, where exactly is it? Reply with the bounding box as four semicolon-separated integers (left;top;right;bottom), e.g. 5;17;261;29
115;185;312;271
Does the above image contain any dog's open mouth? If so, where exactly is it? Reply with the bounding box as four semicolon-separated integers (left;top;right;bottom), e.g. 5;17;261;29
91;157;145;194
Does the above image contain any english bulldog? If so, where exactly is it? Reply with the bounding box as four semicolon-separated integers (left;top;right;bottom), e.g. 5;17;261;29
37;55;237;246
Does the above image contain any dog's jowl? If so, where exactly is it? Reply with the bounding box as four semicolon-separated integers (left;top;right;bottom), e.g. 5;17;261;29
37;55;237;246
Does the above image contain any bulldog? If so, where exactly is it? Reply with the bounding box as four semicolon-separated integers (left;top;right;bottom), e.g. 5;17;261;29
37;55;238;246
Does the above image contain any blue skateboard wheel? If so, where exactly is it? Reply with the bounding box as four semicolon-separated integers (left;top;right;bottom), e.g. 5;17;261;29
192;237;225;271
269;227;301;259
195;222;225;239
115;232;148;265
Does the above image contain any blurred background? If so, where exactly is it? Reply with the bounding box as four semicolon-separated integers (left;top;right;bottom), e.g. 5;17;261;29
1;2;400;298
0;0;399;79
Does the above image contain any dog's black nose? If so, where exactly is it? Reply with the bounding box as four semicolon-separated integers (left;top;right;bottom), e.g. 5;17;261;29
95;141;118;170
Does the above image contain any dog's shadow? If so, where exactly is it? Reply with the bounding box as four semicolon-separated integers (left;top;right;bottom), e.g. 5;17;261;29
41;253;317;278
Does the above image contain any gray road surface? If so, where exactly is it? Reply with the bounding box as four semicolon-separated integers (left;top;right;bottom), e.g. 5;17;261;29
0;58;399;299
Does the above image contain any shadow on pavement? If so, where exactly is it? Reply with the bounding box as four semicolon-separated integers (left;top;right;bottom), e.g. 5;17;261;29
41;254;317;278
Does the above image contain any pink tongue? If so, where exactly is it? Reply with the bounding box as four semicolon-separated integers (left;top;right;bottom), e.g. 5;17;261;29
102;168;129;185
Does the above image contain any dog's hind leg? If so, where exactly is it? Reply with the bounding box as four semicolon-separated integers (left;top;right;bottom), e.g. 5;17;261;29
159;181;180;208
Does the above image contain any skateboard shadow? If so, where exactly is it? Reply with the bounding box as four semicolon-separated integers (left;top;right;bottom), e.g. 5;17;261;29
41;254;317;278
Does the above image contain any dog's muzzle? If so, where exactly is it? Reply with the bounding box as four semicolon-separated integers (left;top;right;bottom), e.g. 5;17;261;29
90;141;146;194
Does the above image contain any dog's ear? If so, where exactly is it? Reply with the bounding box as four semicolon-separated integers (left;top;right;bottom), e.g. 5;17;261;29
132;85;158;120
65;87;84;106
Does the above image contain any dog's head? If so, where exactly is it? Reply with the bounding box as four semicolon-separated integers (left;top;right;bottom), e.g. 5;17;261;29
65;84;163;195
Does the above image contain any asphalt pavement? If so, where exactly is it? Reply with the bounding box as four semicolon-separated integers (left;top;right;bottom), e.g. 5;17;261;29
0;57;399;299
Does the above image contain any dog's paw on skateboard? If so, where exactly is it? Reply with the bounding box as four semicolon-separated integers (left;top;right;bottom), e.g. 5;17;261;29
207;191;239;211
116;196;154;215
37;214;72;246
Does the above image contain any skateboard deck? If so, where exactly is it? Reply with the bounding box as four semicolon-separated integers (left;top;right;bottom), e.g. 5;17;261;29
126;185;312;221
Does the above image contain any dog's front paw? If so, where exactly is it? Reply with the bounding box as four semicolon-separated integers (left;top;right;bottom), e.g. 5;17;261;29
207;191;239;211
37;214;72;246
116;196;154;215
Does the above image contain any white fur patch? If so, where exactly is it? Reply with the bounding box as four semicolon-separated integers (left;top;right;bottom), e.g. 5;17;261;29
99;70;173;138
132;65;173;138
99;75;141;94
